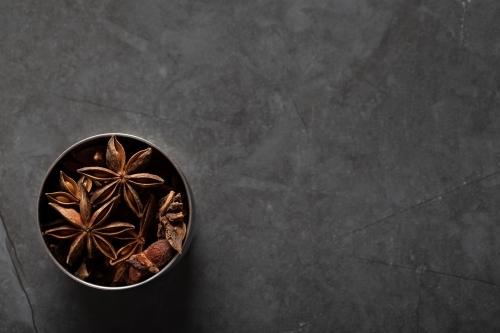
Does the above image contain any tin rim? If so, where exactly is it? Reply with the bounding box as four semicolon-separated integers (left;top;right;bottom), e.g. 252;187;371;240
36;133;194;290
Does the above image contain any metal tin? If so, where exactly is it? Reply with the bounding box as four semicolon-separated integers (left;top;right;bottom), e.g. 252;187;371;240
36;133;194;290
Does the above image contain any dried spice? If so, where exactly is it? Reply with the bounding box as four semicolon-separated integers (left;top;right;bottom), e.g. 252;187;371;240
40;135;189;287
158;191;187;254
111;262;129;286
75;262;91;280
110;194;156;266
126;239;176;284
63;145;106;173
44;182;134;264
77;136;164;217
45;172;92;207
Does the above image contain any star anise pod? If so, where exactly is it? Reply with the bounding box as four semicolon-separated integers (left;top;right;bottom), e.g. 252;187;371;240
77;135;164;217
75;261;91;280
110;194;156;266
158;191;186;254
111;262;129;286
126;239;176;284
44;181;135;264
45;171;92;207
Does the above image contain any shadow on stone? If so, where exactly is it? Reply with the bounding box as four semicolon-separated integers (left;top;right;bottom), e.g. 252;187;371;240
68;238;197;332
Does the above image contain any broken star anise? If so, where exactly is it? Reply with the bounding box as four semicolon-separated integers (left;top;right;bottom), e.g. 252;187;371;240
126;239;176;284
44;181;135;264
77;135;164;217
110;194;156;266
158;191;186;254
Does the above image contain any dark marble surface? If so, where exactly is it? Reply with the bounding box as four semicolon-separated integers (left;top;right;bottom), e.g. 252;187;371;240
1;0;500;332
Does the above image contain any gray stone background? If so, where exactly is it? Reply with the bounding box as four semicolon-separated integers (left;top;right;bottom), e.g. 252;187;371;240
1;0;500;332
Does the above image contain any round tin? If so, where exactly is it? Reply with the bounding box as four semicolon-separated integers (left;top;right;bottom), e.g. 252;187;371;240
37;133;194;290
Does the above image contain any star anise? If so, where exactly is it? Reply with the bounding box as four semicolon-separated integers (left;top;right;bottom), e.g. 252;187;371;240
44;181;135;264
46;171;92;207
158;191;186;254
111;262;129;286
110;194;156;266
77;135;164;217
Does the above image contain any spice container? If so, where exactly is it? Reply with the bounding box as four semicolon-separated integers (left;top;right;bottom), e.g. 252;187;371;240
37;134;194;290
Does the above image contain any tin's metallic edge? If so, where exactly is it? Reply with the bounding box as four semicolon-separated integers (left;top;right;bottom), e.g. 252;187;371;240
36;133;195;291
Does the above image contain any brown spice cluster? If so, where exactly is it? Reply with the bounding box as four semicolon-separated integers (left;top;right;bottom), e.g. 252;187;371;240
42;135;188;286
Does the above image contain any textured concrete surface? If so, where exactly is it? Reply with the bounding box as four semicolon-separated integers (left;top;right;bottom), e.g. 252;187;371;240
1;0;500;332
